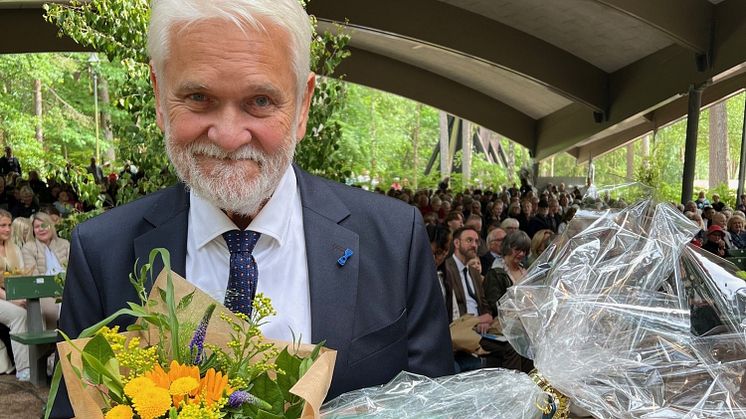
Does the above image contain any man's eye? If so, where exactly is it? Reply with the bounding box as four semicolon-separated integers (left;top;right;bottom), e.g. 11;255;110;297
188;93;207;102
253;96;271;107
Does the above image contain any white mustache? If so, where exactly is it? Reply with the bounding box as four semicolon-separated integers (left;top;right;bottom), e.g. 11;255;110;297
188;141;268;162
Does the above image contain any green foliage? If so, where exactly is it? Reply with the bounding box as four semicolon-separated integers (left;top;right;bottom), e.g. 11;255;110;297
294;16;351;180
0;53;104;177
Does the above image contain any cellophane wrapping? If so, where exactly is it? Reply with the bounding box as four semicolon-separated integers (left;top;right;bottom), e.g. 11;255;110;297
320;369;545;418
499;184;746;418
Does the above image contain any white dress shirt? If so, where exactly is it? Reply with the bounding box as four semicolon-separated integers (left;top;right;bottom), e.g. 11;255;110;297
186;165;311;343
452;255;479;315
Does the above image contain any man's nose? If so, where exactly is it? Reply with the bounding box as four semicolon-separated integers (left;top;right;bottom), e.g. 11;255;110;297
207;106;252;152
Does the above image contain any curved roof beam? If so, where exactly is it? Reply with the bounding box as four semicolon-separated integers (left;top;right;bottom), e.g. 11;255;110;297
336;47;537;150
307;0;609;114
594;0;713;55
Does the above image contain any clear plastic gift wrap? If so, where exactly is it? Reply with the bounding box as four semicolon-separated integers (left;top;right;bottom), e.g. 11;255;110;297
499;186;746;418
320;369;546;418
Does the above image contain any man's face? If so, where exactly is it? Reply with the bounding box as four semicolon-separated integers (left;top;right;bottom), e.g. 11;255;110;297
152;19;315;216
489;230;506;254
455;230;478;261
713;214;727;228
713;195;720;203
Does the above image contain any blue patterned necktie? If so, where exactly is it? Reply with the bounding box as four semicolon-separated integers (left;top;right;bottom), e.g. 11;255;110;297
222;229;261;316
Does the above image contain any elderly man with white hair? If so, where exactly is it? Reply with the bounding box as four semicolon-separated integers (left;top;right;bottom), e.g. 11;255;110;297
51;1;453;416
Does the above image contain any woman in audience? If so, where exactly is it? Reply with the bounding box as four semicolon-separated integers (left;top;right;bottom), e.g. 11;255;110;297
11;217;32;250
0;209;30;380
483;231;531;317
21;212;68;329
22;212;69;276
528;229;555;266
727;215;746;249
481;230;532;372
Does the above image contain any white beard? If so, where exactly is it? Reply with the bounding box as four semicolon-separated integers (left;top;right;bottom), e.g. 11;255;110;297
165;123;297;217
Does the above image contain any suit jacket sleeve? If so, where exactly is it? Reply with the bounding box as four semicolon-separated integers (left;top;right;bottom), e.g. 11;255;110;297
50;226;106;418
405;207;455;378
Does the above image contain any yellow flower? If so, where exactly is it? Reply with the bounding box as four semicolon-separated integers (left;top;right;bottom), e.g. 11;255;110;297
132;385;171;419
169;376;200;395
177;403;221;419
123;376;156;399
105;404;134;419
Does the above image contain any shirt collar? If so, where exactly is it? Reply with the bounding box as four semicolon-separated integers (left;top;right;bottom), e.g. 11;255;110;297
189;164;297;249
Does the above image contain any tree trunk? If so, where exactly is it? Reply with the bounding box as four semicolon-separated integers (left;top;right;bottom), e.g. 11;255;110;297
550;156;555;177
98;76;116;163
439;111;450;178
412;103;421;190
709;101;729;189
34;79;43;144
507;140;515;184
462;120;472;187
626;143;635;179
642;134;650;170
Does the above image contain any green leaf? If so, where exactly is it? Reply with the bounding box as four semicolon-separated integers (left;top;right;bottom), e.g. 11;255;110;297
255;410;284;419
43;362;64;419
275;349;301;401
82;334;115;384
177;290;195;311
251;373;285;414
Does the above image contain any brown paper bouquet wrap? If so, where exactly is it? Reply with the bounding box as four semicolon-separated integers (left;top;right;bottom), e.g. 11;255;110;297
56;269;336;419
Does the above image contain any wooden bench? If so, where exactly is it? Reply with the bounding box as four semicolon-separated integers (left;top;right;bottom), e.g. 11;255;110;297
5;275;62;386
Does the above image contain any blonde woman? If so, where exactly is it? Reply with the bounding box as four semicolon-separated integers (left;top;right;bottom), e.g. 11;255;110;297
11;217;32;250
0;209;30;380
22;212;69;276
21;212;67;330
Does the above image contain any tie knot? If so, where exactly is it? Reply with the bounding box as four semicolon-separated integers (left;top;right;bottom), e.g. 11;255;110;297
223;229;261;254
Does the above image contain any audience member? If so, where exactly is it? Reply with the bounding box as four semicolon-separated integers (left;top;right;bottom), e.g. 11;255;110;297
0;209;30;381
481;228;506;274
443;226;492;372
10;186;38;219
0;147;21;177
727;215;746;249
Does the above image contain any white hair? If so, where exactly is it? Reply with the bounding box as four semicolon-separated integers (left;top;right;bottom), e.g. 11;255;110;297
148;0;312;100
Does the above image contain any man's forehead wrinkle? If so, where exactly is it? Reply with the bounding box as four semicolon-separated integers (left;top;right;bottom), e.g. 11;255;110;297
171;16;271;48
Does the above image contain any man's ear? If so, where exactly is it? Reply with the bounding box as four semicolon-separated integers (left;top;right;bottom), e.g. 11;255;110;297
294;72;317;141
150;62;165;132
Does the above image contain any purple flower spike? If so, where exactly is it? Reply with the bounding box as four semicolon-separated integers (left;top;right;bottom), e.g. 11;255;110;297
228;390;251;408
189;303;216;364
228;390;268;409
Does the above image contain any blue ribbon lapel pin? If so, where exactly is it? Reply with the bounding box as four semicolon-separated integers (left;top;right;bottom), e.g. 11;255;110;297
337;248;354;266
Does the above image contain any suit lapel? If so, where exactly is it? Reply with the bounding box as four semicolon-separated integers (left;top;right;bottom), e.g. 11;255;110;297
133;184;190;290
293;165;359;350
445;258;466;316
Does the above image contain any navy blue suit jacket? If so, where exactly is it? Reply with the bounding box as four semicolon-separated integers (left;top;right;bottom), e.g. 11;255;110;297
51;165;454;417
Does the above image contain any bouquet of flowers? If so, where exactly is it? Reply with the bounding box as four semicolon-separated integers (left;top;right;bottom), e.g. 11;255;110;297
45;249;335;419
